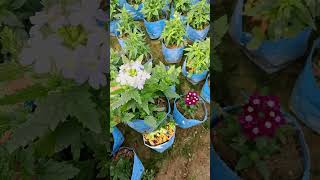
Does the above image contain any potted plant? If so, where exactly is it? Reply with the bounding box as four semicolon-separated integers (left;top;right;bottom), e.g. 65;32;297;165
123;30;152;64
173;91;208;128
143;119;176;153
182;38;209;84
141;0;167;39
161;13;187;63
186;0;210;42
110;0;120;36
115;7;142;49
111;62;181;133
290;37;320;134
123;0;144;20
111;147;144;180
212;93;310;180
170;0;192;23
229;0;315;73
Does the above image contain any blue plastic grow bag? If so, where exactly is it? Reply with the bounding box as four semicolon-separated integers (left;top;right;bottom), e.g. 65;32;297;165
124;1;144;20
186;24;210;42
173;96;208;128
290;38;320;134
144;19;166;39
211;107;310;180
118;0;126;7
112;126;125;155
169;5;187;23
127;96;171;133
117;36;126;49
201;74;210;103
143;125;176;153
162;42;185;63
110;19;119;37
182;59;208;85
115;147;145;180
229;0;312;74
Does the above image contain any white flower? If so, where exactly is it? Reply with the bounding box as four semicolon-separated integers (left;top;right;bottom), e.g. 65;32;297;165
116;61;151;90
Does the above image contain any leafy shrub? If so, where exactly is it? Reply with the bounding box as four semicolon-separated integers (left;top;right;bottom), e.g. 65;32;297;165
244;0;316;49
124;29;151;61
115;7;142;38
161;14;186;47
111;0;119;20
185;38;210;74
173;0;192;16
187;0;210;30
141;0;166;21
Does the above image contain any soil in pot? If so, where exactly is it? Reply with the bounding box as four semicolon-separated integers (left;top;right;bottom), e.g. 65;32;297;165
176;97;205;120
111;148;134;179
312;50;320;85
213;115;304;180
143;121;175;146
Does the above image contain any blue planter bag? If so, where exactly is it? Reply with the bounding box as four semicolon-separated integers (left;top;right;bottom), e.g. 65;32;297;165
114;147;145;180
169;5;187;24
229;0;312;74
124;1;144;20
186;24;210;42
143;125;176;153
127;96;171;133
112;126;125;155
173;97;208;128
290;38;320;134
162;42;185;63
144;19;166;39
211;106;310;180
182;59;208;85
110;19;119;37
201;74;210;103
118;0;126;7
117;36;126;49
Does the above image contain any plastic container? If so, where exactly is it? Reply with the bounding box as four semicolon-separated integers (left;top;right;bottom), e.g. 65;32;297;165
117;36;126;49
186;24;210;42
143;126;176;153
211;108;310;180
161;42;185;63
112;126;125;155
110;19;119;37
114;147;145;180
126;96;171;133
290;38;320;134
182;59;208;85
123;1;144;20
229;0;312;73
201;74;210;103
144;19;166;39
173;96;208;128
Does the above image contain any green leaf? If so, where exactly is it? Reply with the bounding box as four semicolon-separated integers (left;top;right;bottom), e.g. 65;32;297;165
144;116;158;128
256;160;270;180
235;155;252;171
37;160;80;180
33;131;56;157
247;27;265;49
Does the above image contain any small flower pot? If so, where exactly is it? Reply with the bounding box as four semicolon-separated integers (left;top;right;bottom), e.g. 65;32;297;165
113;147;145;180
110;19;119;37
201;74;210;103
143;124;176;153
116;36;126;49
126;96;171;133
143;19;166;39
182;59;208;85
186;24;210;42
229;0;312;73
173;96;208;128
112;126;125;155
211;107;310;180
290;37;320;134
161;42;185;63
124;1;144;20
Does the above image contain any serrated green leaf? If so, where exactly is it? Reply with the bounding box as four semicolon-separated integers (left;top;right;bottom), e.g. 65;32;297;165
37;160;80;180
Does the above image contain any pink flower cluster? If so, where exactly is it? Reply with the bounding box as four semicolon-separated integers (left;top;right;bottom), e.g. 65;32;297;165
238;94;286;140
185;91;199;106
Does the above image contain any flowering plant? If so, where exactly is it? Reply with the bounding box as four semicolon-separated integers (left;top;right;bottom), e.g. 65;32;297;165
111;148;134;180
215;94;298;180
178;91;202;119
143;119;175;146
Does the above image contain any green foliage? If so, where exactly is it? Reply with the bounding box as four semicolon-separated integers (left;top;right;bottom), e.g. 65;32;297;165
244;0;316;49
0;26;22;62
187;0;210;30
115;7;142;38
111;62;180;128
217;114;295;180
185;38;210;75
0;62;28;81
142;169;156;180
178;98;202;119
110;0;119;20
110;48;123;80
124;29;151;61
161;14;186;47
173;0;192;15
110;154;133;180
36;159;80;180
141;0;166;22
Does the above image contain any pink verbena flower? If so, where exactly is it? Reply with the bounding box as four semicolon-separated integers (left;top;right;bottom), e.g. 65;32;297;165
185;91;199;106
